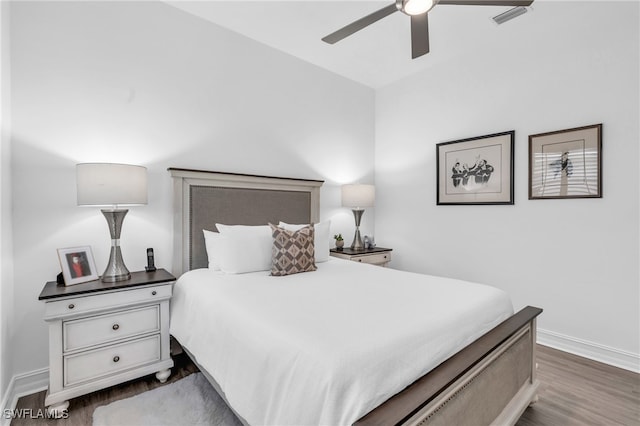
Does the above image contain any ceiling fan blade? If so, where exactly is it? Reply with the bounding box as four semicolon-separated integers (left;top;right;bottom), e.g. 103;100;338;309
437;0;533;5
411;13;430;59
322;3;398;44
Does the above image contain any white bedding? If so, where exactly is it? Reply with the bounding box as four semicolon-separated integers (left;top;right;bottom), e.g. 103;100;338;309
170;258;513;426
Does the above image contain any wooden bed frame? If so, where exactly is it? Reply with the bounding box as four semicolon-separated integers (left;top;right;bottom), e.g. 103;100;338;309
169;167;542;426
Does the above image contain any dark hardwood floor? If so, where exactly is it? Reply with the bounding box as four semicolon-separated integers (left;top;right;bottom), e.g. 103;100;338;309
10;345;639;425
517;345;639;426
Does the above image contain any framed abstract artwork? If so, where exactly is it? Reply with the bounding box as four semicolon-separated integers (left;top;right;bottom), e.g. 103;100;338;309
529;124;602;199
436;131;515;205
57;246;99;286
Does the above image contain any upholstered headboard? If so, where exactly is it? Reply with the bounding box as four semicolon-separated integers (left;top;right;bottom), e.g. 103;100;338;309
169;168;324;276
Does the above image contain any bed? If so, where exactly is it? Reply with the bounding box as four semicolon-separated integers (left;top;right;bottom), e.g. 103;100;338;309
168;168;542;426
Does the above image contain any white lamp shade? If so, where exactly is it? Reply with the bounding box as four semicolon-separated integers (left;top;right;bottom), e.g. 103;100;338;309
341;184;375;208
77;163;148;206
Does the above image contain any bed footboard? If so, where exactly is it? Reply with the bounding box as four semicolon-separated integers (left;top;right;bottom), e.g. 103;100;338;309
407;323;537;426
355;306;542;426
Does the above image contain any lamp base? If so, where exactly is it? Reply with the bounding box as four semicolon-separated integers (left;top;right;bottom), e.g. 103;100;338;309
351;229;365;250
101;209;131;283
350;209;365;250
102;245;131;282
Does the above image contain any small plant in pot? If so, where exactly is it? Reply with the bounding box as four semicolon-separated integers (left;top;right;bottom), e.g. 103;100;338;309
334;234;344;249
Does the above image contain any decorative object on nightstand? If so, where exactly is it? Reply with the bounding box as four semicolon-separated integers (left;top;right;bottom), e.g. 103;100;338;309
330;246;392;267
363;235;376;249
341;184;375;250
334;233;344;249
56;246;99;286
76;163;148;283
39;269;175;417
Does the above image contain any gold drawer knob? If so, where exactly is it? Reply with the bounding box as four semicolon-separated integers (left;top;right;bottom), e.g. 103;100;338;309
112;324;120;331
68;304;75;310
113;356;120;363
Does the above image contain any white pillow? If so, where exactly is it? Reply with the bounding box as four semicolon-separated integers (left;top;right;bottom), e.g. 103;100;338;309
216;224;271;235
202;229;222;271
215;224;273;273
278;220;330;263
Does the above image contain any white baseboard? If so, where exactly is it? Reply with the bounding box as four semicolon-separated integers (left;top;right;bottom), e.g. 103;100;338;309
538;328;640;373
1;368;48;426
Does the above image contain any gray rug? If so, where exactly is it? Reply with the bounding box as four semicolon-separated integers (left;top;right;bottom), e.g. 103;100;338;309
92;373;244;426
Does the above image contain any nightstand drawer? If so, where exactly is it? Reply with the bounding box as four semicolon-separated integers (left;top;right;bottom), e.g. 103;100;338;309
64;334;161;387
63;305;160;352
45;284;172;320
353;252;391;265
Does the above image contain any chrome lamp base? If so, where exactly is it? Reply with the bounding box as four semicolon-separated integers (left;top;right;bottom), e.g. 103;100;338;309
350;209;365;250
101;209;131;283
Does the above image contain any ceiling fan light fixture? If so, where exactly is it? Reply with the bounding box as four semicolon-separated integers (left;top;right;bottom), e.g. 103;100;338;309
401;0;436;16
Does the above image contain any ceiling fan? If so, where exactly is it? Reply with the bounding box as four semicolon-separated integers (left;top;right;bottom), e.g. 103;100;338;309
322;0;534;59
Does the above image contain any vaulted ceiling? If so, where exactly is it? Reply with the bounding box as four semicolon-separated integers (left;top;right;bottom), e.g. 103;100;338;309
167;1;538;88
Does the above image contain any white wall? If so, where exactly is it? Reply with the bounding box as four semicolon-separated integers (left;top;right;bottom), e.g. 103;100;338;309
375;1;639;367
9;1;374;376
0;0;15;407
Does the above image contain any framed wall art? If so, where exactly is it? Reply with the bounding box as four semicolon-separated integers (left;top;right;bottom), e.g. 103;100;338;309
529;124;602;199
436;130;514;205
57;246;99;286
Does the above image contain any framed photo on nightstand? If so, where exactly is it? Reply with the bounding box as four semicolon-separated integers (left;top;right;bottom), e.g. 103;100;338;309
57;246;99;286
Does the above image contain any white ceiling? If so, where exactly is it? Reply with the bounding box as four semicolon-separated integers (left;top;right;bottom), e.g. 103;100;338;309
166;1;538;88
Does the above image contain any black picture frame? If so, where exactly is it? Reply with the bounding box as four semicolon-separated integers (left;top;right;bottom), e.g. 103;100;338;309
528;124;602;199
436;131;515;205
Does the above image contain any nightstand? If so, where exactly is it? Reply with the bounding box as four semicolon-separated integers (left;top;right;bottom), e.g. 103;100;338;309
330;247;392;267
38;269;175;417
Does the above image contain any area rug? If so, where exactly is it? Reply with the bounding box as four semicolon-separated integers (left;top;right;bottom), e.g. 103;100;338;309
92;373;244;426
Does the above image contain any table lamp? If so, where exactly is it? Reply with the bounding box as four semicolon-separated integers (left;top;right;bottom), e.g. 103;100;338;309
341;184;375;250
76;163;148;282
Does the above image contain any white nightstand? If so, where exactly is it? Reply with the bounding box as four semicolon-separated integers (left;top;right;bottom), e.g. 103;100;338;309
38;269;175;417
330;247;392;267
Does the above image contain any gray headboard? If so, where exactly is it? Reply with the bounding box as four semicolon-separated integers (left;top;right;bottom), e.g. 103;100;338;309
169;168;324;276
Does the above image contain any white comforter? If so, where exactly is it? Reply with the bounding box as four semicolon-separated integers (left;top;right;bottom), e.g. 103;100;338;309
170;258;513;426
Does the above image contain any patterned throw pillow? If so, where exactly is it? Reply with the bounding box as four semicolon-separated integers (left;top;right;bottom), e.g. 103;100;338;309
269;223;317;276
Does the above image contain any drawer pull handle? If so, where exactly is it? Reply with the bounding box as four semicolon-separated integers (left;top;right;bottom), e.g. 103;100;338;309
152;291;157;296
112;324;120;331
113;356;120;363
384;256;387;259
68;304;75;310
357;259;362;262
